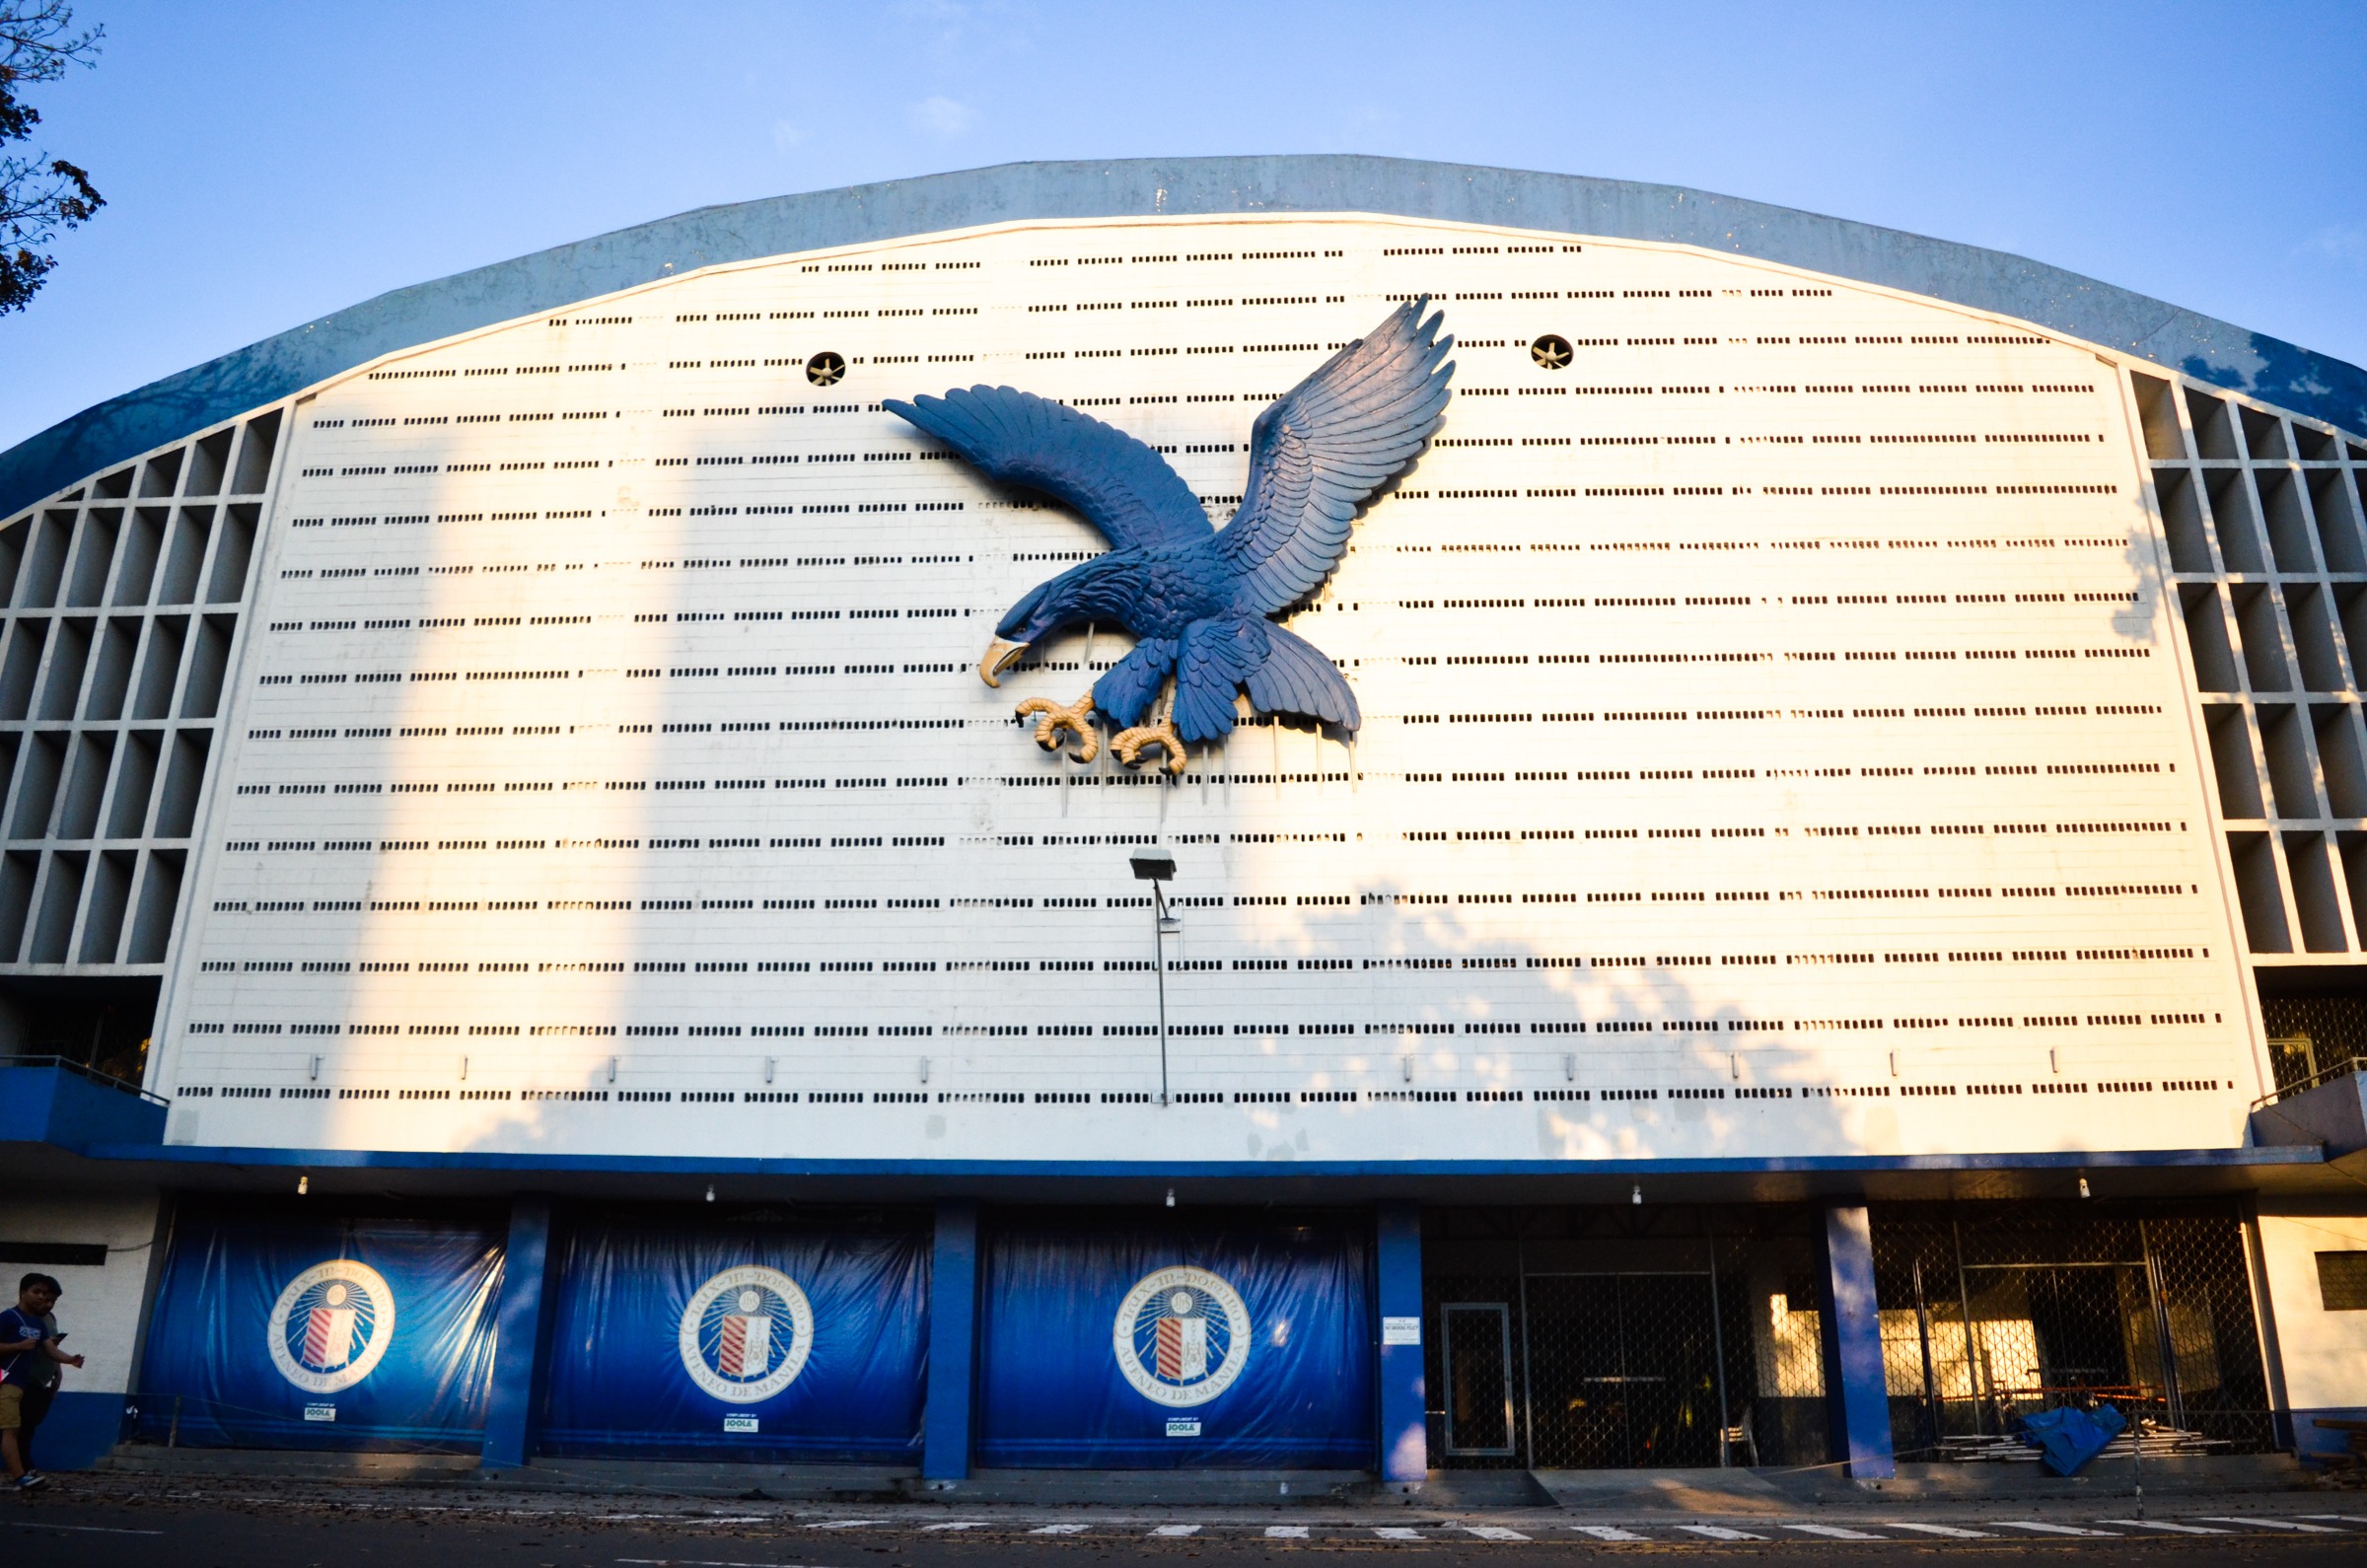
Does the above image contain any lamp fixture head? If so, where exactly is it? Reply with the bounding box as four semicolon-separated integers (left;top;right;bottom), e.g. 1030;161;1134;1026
1165;1186;1177;1208
705;1182;716;1203
297;1175;309;1196
1130;852;1177;883
1630;1183;1642;1206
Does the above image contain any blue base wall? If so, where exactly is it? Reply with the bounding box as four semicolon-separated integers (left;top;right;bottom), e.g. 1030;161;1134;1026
2293;1405;2367;1464
24;1391;125;1471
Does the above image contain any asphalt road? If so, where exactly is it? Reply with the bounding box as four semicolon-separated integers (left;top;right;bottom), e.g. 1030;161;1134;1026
11;1489;2367;1567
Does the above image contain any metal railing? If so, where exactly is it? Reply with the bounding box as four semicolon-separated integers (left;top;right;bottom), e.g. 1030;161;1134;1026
2254;1051;2365;1109
0;1053;168;1107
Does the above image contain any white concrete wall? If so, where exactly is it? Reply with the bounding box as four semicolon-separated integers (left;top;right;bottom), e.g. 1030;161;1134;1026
6;1190;160;1396
2259;1211;2367;1412
109;212;2296;1166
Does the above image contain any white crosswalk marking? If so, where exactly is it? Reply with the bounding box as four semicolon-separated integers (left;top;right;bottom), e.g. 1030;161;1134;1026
1994;1521;2119;1536
1883;1523;1992;1538
2199;1518;2344;1533
2100;1520;2228;1534
1569;1526;1649;1541
1462;1526;1530;1540
2298;1515;2367;1523
1784;1524;1884;1539
1677;1525;1764;1540
919;1522;991;1532
1372;1528;1424;1540
1030;1524;1092;1534
809;1520;884;1530
1264;1526;1309;1538
1149;1525;1201;1536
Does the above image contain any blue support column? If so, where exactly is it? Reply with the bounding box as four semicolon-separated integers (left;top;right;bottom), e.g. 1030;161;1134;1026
480;1194;556;1471
1817;1203;1896;1480
922;1199;979;1481
1375;1200;1427;1483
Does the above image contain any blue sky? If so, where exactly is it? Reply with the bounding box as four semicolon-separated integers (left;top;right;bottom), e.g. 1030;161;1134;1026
4;1;2363;451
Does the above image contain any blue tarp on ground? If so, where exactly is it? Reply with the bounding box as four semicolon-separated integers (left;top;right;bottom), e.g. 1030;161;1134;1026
2020;1403;2127;1475
976;1211;1373;1468
134;1209;503;1451
538;1210;929;1461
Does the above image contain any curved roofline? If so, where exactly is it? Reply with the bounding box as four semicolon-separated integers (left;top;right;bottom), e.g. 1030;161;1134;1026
5;153;2362;517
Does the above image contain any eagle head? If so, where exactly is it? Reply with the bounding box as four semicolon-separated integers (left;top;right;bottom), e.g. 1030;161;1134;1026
977;553;1136;686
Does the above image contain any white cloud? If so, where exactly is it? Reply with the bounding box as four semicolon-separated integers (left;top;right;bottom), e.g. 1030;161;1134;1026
771;120;807;155
909;96;975;137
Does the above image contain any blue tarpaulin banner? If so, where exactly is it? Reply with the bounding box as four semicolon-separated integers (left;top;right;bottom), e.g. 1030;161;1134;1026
976;1211;1373;1468
538;1209;929;1461
134;1207;504;1452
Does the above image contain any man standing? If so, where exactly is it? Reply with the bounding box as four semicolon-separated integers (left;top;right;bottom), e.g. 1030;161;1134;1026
0;1274;82;1490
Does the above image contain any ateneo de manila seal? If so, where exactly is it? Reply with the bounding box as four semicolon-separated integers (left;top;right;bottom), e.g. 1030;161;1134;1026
1112;1265;1251;1408
678;1265;815;1404
267;1259;395;1394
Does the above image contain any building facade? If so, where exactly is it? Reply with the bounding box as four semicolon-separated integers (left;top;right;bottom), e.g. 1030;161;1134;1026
3;155;2364;1479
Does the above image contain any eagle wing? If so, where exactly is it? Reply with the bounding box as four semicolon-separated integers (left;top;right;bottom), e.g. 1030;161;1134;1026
1216;299;1454;614
884;385;1214;551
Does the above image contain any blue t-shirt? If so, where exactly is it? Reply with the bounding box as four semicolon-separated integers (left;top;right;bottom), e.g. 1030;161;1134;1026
0;1307;45;1387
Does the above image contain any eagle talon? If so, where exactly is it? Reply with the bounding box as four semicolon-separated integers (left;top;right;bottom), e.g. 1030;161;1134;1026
1015;693;1100;763
1113;719;1189;775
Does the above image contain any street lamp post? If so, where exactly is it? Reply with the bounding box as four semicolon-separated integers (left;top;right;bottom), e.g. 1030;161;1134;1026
1130;852;1179;1105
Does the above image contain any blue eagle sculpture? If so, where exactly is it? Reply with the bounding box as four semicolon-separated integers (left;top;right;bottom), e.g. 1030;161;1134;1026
885;298;1454;768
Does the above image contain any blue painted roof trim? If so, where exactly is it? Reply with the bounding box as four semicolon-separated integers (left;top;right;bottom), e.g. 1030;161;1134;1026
4;155;2362;521
76;1141;2322;1177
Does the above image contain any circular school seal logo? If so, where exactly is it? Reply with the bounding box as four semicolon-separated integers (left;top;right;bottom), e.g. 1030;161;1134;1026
267;1259;395;1394
1112;1266;1251;1408
678;1265;814;1404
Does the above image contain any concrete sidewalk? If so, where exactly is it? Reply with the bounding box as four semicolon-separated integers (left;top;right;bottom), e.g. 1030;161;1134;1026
83;1446;2341;1520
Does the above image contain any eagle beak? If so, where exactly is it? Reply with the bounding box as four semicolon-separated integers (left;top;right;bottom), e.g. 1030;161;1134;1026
978;639;1028;687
